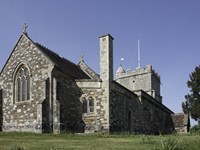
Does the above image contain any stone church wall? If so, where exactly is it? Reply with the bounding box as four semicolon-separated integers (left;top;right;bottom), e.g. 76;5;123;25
52;69;84;133
81;88;102;133
76;80;109;133
0;35;54;132
0;89;2;131
49;72;110;133
138;91;174;134
110;83;174;134
110;83;142;133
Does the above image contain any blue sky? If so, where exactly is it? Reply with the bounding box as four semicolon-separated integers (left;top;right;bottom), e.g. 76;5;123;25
0;0;199;125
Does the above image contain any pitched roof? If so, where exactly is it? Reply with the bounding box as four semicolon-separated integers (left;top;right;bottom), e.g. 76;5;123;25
35;43;90;79
171;113;190;127
78;60;100;80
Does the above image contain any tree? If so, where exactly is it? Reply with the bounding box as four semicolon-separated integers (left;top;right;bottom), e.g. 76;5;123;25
182;65;200;121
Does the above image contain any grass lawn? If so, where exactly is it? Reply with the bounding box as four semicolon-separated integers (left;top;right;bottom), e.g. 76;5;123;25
0;132;200;150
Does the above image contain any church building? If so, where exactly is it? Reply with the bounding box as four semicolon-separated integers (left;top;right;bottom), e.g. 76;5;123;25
0;28;174;133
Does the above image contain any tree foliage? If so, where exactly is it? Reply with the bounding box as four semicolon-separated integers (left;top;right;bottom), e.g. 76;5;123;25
182;65;200;121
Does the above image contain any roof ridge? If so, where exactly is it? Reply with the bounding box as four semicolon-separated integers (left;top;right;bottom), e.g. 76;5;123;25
36;43;59;56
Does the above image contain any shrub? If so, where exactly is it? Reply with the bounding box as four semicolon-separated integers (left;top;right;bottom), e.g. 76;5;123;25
190;125;200;135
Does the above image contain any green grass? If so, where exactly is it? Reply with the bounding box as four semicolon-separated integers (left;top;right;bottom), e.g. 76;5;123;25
0;132;200;150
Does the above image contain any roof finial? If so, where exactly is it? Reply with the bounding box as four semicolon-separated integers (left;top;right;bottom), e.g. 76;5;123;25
22;23;28;34
80;54;84;62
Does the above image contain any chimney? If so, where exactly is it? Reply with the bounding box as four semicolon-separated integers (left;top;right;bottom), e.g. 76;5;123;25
99;34;114;82
98;34;114;132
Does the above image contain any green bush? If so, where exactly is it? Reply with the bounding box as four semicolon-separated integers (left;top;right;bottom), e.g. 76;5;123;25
190;125;200;135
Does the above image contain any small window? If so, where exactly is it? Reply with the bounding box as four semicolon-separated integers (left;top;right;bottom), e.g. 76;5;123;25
83;100;87;113
132;80;135;91
82;96;94;113
56;82;60;101
88;97;94;113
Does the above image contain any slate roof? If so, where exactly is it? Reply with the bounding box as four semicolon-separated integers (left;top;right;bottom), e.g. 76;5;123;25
36;43;90;79
171;113;190;128
78;60;100;80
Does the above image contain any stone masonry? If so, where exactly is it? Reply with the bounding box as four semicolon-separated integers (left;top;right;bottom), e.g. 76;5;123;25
116;65;162;102
0;34;54;132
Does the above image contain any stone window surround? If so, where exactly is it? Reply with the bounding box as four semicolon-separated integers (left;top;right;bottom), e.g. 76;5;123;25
13;63;32;104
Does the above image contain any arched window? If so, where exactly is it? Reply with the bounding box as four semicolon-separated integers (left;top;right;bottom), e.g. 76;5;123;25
15;65;30;102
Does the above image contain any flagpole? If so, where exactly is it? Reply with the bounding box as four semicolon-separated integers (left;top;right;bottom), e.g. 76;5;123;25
138;39;140;68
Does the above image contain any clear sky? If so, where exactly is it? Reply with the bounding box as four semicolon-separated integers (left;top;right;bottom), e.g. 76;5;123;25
0;0;199;125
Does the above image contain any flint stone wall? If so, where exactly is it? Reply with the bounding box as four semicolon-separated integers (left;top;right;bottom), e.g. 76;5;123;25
110;83;173;134
52;69;84;133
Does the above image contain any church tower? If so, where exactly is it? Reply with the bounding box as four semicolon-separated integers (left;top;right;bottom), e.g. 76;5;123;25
116;65;162;102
